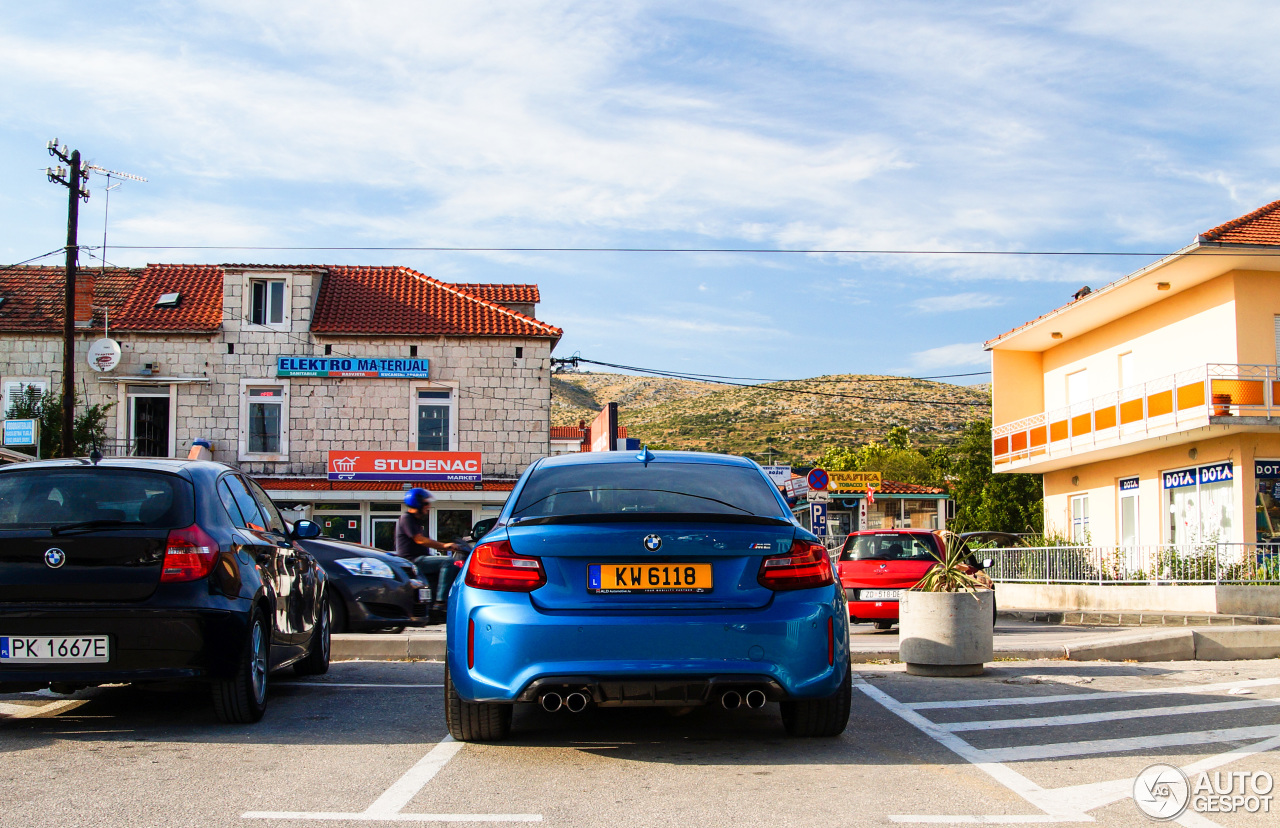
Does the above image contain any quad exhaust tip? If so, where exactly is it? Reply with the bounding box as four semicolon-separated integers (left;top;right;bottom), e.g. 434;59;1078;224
720;691;742;710
564;692;589;713
540;692;563;713
745;690;766;709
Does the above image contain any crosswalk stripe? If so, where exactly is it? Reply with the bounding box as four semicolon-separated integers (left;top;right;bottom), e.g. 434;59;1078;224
907;677;1280;710
943;696;1280;732
981;723;1280;763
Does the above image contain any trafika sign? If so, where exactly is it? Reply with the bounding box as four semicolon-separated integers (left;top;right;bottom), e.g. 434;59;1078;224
327;450;482;483
86;338;121;372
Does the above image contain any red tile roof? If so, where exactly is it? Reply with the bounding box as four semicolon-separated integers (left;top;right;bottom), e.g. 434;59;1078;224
255;478;517;492
310;267;561;339
550;425;586;440
1199;198;1280;245
453;284;540;304
0;266;133;332
112;264;224;331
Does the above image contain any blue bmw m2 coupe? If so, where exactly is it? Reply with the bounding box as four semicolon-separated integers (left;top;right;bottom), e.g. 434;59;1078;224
444;449;851;740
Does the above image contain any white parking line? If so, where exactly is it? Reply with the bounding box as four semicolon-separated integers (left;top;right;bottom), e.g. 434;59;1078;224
855;672;1280;825
982;724;1280;763
943;696;1280;732
242;736;541;823
906;677;1280;710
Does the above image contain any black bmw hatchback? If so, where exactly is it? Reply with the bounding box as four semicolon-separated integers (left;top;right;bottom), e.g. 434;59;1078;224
0;458;330;723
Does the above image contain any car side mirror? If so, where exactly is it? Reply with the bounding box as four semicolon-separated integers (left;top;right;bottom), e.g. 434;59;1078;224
292;519;321;539
979;557;994;571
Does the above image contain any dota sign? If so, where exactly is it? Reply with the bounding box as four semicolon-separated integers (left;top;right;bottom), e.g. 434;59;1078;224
327;450;482;483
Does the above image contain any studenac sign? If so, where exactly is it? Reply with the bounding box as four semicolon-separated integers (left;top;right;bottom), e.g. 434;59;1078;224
277;356;430;379
328;450;481;483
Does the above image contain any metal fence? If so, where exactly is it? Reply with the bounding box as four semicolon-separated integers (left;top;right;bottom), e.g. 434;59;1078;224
984;544;1280;585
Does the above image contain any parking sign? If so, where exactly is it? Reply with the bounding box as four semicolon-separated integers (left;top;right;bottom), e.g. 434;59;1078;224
810;502;828;536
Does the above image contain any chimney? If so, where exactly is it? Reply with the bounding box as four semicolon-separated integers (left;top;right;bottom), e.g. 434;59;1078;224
74;270;95;328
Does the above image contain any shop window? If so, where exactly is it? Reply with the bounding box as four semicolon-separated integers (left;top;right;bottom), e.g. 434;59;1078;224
414;388;455;451
1164;462;1234;545
1255;461;1280;543
436;509;473;543
1070;494;1089;543
249;278;287;326
239;380;290;461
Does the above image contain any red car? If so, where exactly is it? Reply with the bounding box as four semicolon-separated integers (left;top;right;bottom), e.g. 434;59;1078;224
837;530;994;629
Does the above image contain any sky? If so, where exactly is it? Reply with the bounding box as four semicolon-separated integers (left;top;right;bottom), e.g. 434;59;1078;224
3;1;1280;385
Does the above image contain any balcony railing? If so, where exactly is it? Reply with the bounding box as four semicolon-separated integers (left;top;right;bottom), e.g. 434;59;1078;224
993;363;1280;465
986;544;1280;585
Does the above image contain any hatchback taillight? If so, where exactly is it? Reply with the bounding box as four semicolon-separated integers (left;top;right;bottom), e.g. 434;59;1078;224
757;540;834;591
464;539;546;592
160;524;220;583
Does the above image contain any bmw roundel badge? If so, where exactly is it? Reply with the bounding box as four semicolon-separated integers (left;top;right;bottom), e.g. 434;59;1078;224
44;548;66;569
643;534;662;551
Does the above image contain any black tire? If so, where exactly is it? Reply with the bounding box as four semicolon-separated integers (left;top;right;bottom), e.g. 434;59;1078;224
329;593;349;634
444;663;512;742
212;609;270;724
873;620;894;631
294;593;332;676
780;667;852;737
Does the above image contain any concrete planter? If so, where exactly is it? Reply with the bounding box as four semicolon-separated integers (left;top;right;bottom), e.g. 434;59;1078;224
899;589;995;676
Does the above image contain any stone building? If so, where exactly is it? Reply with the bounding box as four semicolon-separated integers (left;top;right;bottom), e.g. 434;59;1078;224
0;263;561;547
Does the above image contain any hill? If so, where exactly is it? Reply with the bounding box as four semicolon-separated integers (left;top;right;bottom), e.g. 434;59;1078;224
551;372;990;464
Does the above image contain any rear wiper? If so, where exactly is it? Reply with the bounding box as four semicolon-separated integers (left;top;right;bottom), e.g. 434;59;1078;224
50;519;145;536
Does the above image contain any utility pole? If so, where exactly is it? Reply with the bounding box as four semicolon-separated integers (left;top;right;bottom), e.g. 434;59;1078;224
46;140;91;458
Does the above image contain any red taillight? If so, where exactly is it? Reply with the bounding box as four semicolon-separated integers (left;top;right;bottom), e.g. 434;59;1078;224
463;539;546;592
160;524;220;583
757;540;834;591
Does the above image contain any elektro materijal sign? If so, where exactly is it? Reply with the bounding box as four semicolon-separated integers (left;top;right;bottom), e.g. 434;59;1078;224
327;451;482;483
277;356;430;378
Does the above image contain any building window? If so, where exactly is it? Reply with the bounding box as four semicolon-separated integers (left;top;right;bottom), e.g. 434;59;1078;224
1256;460;1280;543
2;377;48;417
1070;494;1089;543
415;388;454;451
127;385;173;457
1066;369;1089;406
239;380;289;460
1163;462;1234;545
249;278;286;326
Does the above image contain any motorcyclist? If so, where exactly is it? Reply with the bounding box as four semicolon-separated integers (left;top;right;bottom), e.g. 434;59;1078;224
394;488;460;621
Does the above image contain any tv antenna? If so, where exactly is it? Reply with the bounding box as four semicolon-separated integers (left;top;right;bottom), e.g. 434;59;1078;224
84;164;147;274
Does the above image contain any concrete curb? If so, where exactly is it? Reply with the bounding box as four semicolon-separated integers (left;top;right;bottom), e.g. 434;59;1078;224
335;626;1280;664
999;609;1280;627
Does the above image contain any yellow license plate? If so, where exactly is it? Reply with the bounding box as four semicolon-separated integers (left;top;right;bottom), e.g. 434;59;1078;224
588;563;713;593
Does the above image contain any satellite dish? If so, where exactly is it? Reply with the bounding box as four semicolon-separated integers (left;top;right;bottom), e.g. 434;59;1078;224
87;338;121;372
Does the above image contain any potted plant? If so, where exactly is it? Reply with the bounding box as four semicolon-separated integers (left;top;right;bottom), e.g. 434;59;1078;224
898;530;995;677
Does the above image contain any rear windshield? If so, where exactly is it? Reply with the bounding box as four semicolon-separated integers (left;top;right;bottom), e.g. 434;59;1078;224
841;533;941;562
0;469;194;529
512;462;788;521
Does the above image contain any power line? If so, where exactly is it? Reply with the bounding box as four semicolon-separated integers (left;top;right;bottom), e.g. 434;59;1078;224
1;248;69;271
91;244;1280;257
555;359;988;383
566;357;989;407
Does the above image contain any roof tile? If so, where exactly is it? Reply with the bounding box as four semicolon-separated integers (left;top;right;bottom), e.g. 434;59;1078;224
1199;198;1280;244
0;266;134;332
310;266;561;339
453;283;540;304
112;264;224;331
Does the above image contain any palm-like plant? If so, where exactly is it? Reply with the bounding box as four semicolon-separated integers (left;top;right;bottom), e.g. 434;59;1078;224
911;529;988;594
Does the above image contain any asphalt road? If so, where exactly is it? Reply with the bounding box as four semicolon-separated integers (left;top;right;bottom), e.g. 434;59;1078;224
3;659;1280;827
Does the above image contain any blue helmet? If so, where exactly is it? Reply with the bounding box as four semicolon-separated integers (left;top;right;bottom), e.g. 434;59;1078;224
403;488;434;508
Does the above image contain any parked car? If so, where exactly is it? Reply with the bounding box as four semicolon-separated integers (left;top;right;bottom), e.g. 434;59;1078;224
291;534;429;632
838;529;995;630
0;458;330;723
444;450;851;741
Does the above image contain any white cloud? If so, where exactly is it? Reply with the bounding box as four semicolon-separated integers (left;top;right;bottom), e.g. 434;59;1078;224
911;293;1005;313
907;342;990;372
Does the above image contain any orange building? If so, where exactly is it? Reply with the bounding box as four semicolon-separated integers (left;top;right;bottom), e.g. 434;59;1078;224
988;200;1280;547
